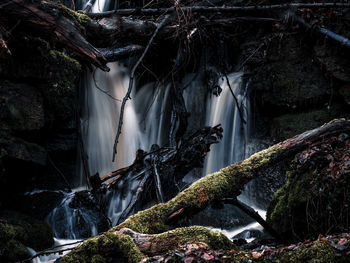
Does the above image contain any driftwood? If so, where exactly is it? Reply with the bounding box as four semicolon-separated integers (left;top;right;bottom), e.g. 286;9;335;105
60;119;350;263
101;125;223;222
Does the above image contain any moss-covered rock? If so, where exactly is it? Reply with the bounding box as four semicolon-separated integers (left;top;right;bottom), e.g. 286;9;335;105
0;210;54;262
267;134;350;241
60;231;145;263
270;105;350;141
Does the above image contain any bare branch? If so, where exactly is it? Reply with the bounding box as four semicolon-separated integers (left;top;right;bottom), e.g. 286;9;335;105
112;15;170;162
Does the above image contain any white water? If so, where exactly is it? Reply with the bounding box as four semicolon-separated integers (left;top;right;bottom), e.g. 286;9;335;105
28;238;82;263
46;188;99;239
210;208;266;240
203;72;250;175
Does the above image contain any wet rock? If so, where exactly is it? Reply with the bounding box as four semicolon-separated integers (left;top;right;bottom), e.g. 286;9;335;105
240;237;277;250
232;238;247;246
241;162;287;210
232;229;263;240
313;44;350;82
191;204;254;229
46;191;110;239
0;82;45;131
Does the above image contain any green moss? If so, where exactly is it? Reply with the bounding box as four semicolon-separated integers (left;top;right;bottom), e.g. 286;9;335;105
0;211;54;251
60;232;145;263
0;212;54;262
0;239;31;262
58;4;92;30
276;241;337;263
91;254;106;263
150;226;233;251
39;1;92;32
45;49;81;120
271;106;350;140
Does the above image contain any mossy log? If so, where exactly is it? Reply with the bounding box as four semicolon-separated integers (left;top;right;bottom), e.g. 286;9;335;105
60;119;350;262
59;226;232;263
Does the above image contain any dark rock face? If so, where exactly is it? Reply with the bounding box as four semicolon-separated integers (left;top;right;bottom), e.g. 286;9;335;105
247;33;350;144
12;191;65;220
0;36;81;206
267;134;350;241
251;36;330;114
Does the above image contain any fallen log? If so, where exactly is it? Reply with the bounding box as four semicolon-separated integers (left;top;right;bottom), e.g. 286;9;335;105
60;226;232;263
60;119;350;263
115;119;350;234
0;0;109;71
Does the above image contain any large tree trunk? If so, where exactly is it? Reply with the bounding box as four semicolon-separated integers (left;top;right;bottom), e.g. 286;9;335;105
59;119;350;262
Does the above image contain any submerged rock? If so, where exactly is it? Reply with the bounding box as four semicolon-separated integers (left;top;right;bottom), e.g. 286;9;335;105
233;228;263;240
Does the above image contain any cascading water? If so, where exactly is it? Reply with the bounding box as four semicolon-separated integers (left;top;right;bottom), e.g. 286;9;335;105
203;72;250;175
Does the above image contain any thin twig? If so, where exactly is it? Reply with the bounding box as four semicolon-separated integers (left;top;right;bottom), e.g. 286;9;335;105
112;14;170;162
47;155;72;192
22;240;84;262
92;69;122;102
223;73;247;124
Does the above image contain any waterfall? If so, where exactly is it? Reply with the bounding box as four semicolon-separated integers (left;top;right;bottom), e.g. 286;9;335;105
203;72;250;175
